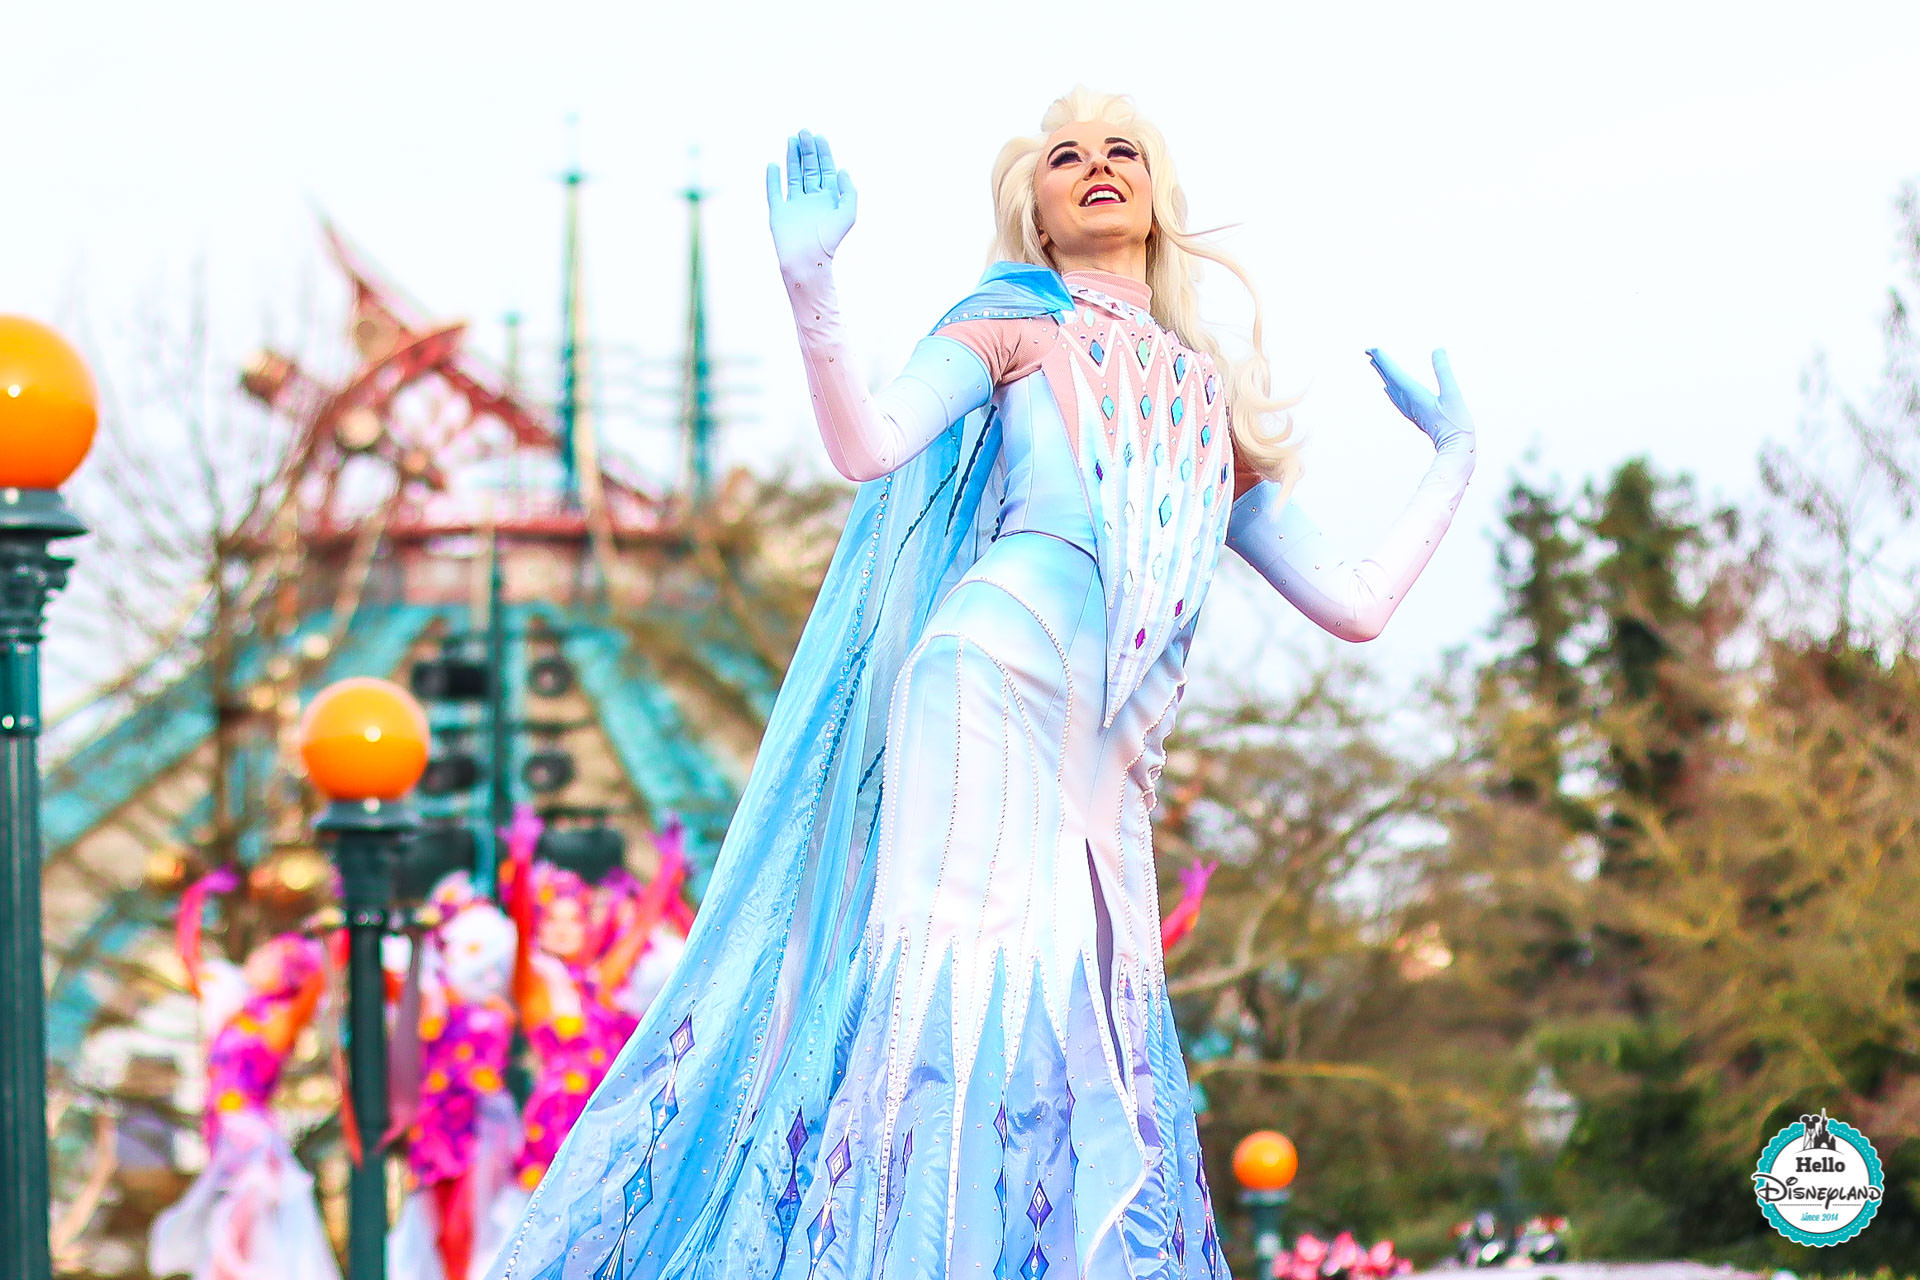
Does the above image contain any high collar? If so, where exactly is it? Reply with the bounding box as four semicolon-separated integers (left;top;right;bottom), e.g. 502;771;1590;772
1063;269;1152;311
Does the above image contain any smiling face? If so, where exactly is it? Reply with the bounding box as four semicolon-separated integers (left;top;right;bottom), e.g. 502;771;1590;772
537;896;589;962
1032;119;1154;271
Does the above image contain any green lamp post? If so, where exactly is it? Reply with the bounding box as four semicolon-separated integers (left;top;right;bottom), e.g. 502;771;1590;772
0;315;97;1280
1234;1129;1299;1275
299;677;429;1280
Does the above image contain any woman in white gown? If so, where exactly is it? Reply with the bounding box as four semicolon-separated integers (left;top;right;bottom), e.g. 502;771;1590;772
493;88;1475;1280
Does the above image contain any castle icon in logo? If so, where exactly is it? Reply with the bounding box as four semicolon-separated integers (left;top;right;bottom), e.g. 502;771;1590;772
1755;1109;1884;1246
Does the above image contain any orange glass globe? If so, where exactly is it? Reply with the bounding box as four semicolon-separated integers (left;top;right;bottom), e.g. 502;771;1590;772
297;677;430;802
1232;1130;1298;1192
0;316;98;489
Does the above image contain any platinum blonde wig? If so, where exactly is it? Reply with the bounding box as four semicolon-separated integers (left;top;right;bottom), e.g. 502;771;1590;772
990;88;1299;483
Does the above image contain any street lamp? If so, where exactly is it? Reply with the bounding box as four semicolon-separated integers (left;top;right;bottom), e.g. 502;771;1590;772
0;315;97;1280
1522;1064;1578;1153
299;677;428;1280
1233;1129;1299;1276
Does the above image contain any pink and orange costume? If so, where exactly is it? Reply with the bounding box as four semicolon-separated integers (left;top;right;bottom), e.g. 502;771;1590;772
150;872;339;1280
501;810;685;1189
389;875;526;1280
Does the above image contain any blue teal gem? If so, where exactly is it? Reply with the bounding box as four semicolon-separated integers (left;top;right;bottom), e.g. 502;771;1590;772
1158;495;1172;526
1139;394;1152;418
1137;339;1152;367
621;1159;654;1218
1094;461;1104;481
1171;397;1185;425
1180;457;1193;481
1152;442;1164;465
1202;486;1214;508
1101;395;1114;419
1220;462;1229;483
1204;374;1218;404
1124;443;1134;464
1174;354;1188;381
1200;423;1212;447
1089;339;1105;364
1028;1186;1052;1227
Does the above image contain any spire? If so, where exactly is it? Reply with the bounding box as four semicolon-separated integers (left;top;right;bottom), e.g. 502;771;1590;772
682;167;716;506
503;310;523;392
557;123;587;508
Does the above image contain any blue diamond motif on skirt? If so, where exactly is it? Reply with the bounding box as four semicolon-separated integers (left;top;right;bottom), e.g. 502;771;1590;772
806;1206;838;1275
1171;396;1185;426
649;1081;678;1136
1101;395;1114;420
1180;457;1193;481
1204;374;1218;403
1158;495;1172;526
1200;423;1211;447
1089;339;1105;365
1093;460;1103;481
1174;353;1188;381
621;1152;654;1218
774;1109;808;1246
1136;338;1153;367
1139;394;1152;419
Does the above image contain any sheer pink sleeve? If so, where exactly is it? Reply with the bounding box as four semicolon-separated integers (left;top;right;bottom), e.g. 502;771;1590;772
783;270;1052;481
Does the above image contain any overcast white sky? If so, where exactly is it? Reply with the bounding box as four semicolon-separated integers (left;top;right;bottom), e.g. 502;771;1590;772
6;1;1919;699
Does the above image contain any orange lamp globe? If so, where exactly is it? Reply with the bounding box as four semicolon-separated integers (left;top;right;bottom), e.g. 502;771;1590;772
1232;1130;1298;1192
297;677;430;802
0;316;99;489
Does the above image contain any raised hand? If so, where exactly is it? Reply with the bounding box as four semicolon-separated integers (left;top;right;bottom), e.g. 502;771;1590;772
1366;348;1474;451
766;129;858;281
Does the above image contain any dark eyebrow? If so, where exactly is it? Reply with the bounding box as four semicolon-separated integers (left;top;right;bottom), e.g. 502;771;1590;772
1047;139;1082;160
1105;137;1136;147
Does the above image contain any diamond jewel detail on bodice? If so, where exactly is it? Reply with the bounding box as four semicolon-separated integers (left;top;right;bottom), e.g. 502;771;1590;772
1046;284;1236;725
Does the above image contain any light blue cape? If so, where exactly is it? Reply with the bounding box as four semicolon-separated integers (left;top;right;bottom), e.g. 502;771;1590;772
501;264;1076;1277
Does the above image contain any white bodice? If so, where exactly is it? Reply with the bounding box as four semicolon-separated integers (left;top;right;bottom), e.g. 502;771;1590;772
1046;282;1235;724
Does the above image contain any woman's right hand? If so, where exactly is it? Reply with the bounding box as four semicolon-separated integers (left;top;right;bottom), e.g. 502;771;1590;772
766;129;857;282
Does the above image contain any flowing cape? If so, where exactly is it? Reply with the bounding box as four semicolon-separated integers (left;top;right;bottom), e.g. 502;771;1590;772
492;265;1076;1280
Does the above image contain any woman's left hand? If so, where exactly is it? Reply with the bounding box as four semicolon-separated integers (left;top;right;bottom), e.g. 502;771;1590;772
1366;348;1473;451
